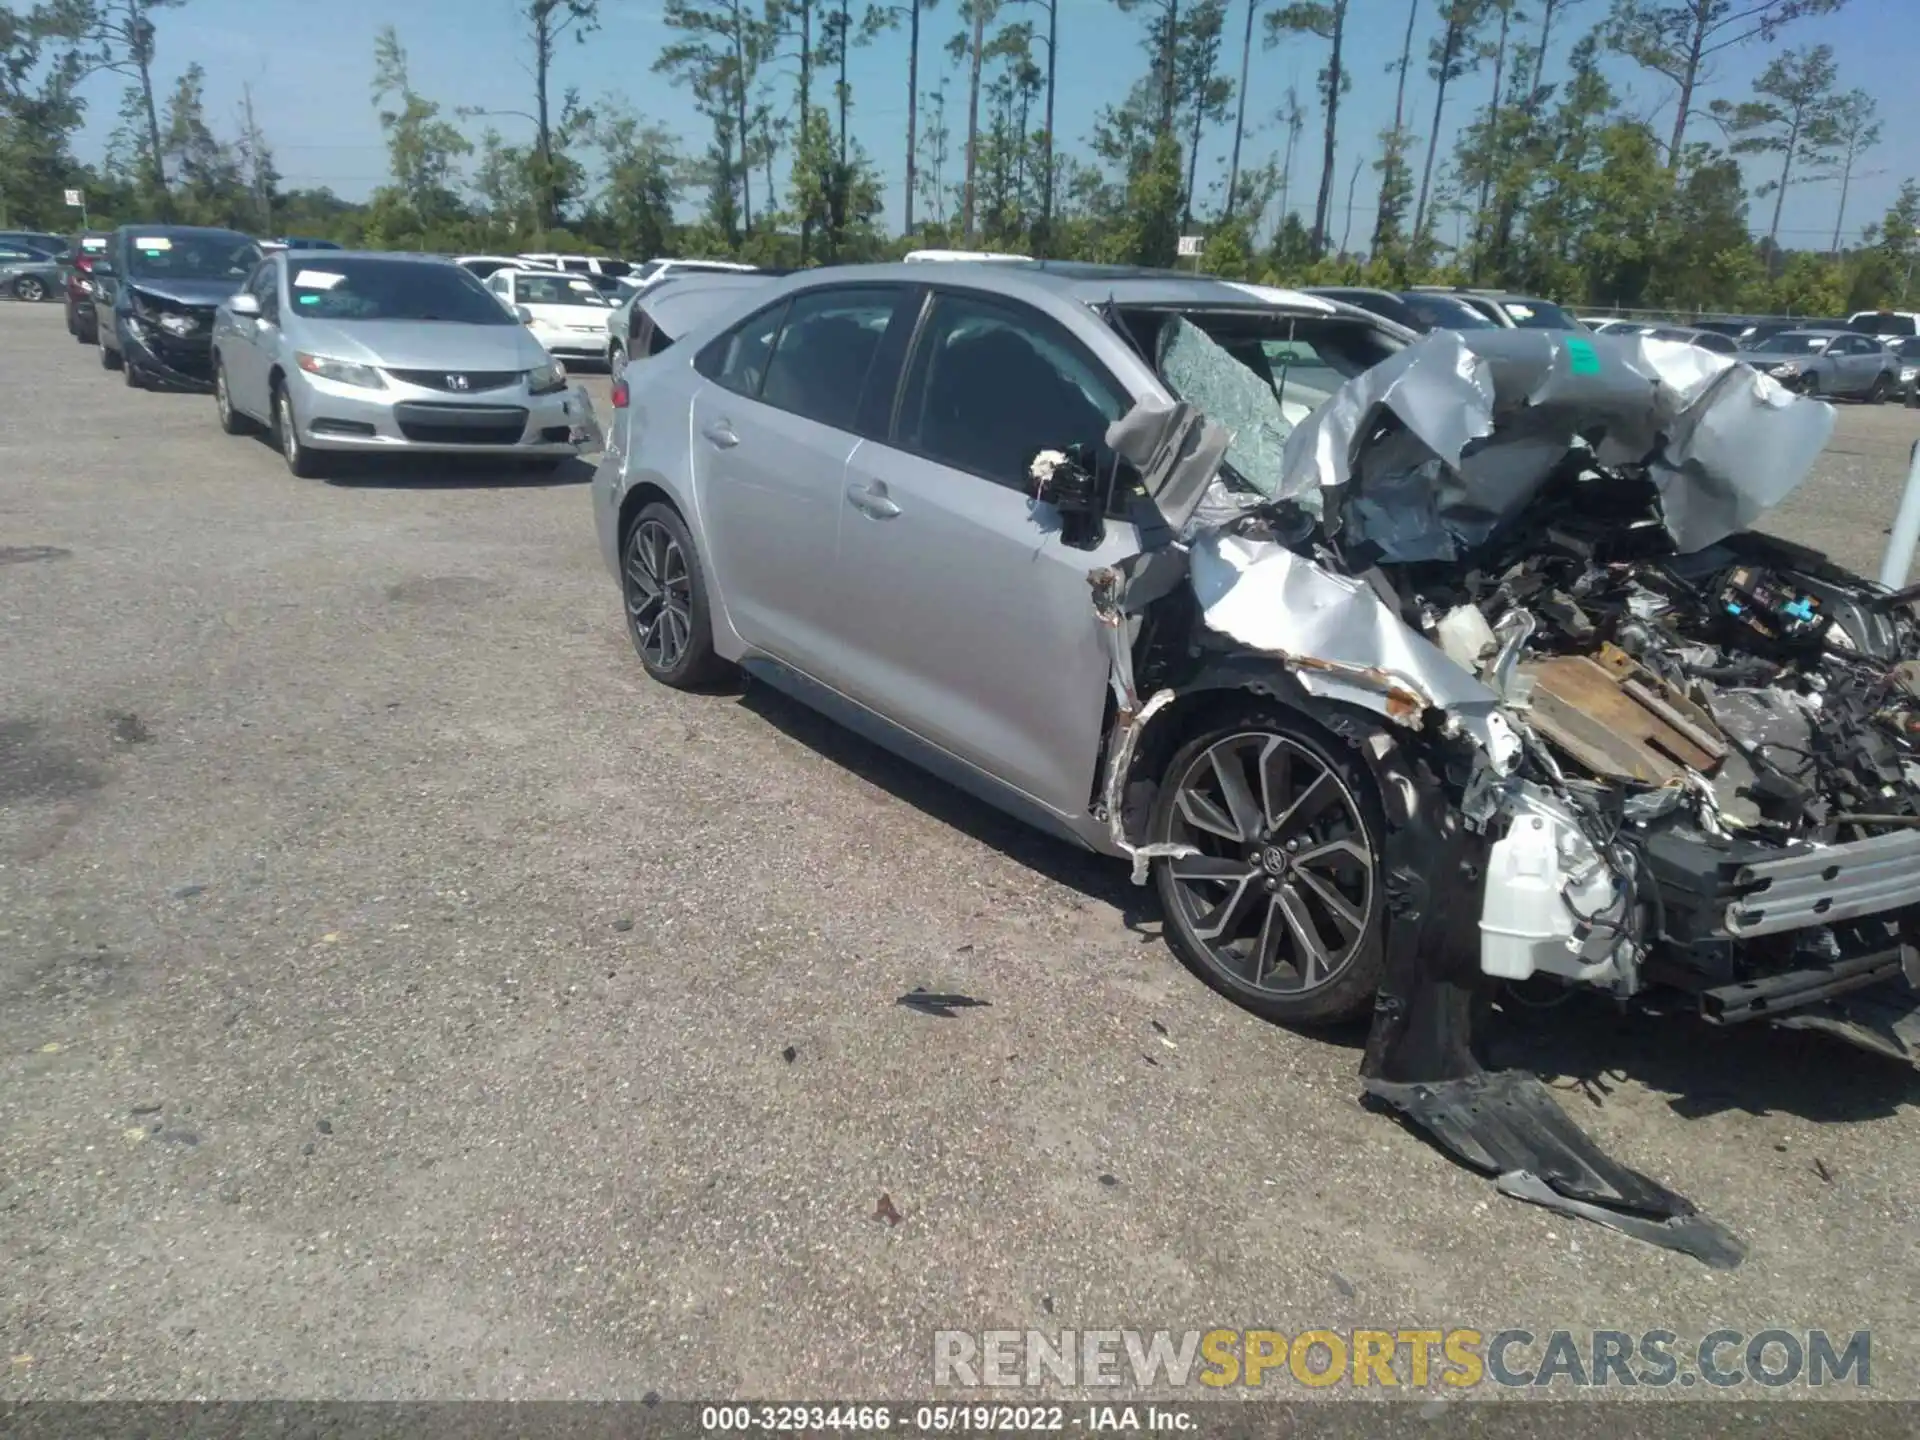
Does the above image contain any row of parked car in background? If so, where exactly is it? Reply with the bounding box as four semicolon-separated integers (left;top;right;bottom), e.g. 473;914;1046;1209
10;221;783;479
1305;282;1920;406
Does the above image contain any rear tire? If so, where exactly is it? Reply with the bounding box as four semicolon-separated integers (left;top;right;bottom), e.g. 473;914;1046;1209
621;501;731;689
1869;374;1890;405
123;358;143;388
13;276;46;302
1150;704;1387;1027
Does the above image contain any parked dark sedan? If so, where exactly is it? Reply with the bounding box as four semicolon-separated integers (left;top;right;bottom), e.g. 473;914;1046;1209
91;225;261;389
64;231;111;340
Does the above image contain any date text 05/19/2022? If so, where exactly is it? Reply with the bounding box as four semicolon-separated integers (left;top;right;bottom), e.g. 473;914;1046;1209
698;1404;1197;1432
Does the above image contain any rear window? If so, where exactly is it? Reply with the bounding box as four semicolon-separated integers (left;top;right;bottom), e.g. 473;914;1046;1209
1498;297;1580;330
1399;292;1498;331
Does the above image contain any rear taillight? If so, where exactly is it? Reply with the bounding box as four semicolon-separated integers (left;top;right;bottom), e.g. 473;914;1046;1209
611;379;629;409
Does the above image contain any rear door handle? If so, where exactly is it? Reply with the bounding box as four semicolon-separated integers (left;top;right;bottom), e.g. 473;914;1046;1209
702;420;739;449
846;482;900;519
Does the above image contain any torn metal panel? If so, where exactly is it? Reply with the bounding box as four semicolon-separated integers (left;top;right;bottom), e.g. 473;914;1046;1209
1187;529;1521;771
1276;328;1833;560
1366;1070;1747;1268
1103;394;1231;537
1650;359;1836;551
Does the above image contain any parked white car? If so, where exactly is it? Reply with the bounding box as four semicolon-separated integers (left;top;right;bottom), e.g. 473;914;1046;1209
455;254;559;280
626;258;759;295
518;252;636;280
485;266;615;362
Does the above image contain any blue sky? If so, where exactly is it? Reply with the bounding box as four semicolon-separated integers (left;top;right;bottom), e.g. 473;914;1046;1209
72;0;1917;247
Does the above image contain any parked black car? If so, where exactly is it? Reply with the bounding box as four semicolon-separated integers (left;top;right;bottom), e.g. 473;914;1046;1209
91;225;260;389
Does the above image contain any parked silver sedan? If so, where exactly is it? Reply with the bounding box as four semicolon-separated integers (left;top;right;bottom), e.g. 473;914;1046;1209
0;242;62;302
211;251;601;478
593;262;1414;1024
1736;327;1901;401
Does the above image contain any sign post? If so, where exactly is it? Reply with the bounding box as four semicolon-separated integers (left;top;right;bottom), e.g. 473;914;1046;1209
64;188;86;228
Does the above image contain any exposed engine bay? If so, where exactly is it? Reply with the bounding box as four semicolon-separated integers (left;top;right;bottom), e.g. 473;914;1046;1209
1046;325;1920;1266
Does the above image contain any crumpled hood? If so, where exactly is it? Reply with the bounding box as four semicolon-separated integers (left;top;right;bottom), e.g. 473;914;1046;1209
1276;328;1836;562
129;277;246;308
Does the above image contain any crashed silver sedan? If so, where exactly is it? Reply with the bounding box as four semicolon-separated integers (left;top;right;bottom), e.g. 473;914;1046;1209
593;261;1919;1265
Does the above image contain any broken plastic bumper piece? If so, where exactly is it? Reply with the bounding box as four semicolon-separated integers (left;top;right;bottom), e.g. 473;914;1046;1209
1365;1070;1747;1269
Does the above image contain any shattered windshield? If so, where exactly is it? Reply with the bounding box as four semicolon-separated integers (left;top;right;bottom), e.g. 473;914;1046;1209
1140;309;1403;499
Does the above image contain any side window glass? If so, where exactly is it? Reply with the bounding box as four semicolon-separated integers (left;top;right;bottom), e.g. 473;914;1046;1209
899;291;1125;488
758;288;897;431
697;301;790;398
250;263;280;320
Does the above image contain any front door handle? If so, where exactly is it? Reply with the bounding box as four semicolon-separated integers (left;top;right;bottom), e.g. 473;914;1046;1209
702;419;739;449
846;482;900;519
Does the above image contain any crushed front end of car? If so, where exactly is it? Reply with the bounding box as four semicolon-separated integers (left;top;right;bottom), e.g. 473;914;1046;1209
1060;327;1920;1266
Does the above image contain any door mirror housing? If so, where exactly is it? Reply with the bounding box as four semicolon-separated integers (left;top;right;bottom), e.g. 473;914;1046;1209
228;292;261;318
1028;443;1108;552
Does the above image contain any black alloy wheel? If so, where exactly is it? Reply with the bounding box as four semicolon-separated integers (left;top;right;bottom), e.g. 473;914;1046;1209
1152;708;1385;1025
622;502;729;688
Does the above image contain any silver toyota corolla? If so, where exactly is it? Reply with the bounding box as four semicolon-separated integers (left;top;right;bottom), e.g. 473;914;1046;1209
594;262;1917;1262
211;250;601;478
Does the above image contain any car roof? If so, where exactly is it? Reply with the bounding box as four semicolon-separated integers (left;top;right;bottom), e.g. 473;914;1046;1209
277;249;455;264
752;259;1341;314
113;223;253;237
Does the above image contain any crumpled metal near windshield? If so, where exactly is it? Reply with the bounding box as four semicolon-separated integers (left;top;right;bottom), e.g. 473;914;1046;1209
1274;327;1835;562
1104;328;1836;772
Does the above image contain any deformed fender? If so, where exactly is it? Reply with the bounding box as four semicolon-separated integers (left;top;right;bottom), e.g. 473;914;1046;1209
1109;668;1748;1268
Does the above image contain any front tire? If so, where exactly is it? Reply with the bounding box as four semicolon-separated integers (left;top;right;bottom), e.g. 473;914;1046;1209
214;356;251;435
621;502;731;689
1150;705;1386;1026
13;276;46;302
1868;374;1890;405
273;381;328;479
100;335;122;370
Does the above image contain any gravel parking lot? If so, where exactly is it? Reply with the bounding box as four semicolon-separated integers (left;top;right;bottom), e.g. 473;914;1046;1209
4;298;1920;1406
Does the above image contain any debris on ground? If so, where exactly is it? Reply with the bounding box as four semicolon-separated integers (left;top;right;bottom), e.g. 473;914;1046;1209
896;988;991;1018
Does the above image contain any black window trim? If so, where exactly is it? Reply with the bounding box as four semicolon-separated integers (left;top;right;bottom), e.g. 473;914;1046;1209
759;281;916;435
696;281;918;439
695;295;793;398
882;283;1132;495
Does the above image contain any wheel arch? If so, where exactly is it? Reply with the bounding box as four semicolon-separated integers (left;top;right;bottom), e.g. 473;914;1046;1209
617;480;682;556
1117;657;1412;852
